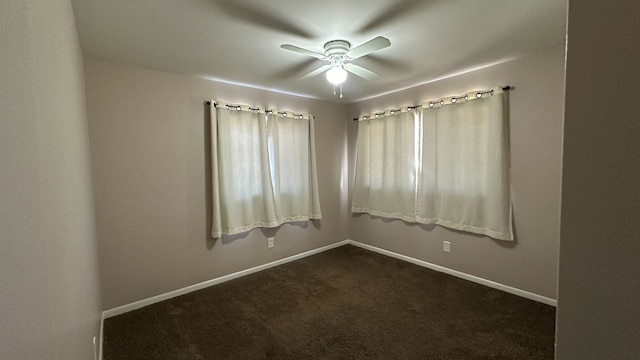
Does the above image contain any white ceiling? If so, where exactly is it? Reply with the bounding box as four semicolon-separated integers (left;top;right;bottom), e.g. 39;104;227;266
71;0;567;103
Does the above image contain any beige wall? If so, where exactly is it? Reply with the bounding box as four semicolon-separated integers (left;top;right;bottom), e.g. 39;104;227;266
347;45;566;299
0;1;102;359
87;46;566;309
556;0;640;358
4;1;636;357
84;60;350;309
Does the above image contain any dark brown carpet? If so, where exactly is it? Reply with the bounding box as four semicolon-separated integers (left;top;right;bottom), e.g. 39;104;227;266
103;245;555;359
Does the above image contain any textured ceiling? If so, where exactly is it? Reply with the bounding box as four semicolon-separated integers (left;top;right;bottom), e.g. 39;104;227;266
72;0;567;103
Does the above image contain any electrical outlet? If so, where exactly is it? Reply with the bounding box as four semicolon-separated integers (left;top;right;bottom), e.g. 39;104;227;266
443;241;451;253
267;237;274;248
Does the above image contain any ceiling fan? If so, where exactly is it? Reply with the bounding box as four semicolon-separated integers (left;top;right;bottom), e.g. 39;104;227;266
280;36;391;96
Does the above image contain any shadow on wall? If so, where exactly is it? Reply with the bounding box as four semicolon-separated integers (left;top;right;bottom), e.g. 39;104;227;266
208;219;323;247
352;213;517;248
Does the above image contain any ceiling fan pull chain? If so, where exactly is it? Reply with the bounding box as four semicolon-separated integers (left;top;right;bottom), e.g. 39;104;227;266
333;84;337;96
340;83;343;98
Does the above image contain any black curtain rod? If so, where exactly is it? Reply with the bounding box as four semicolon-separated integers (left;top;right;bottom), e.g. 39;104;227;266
205;86;513;120
351;86;513;121
204;101;308;119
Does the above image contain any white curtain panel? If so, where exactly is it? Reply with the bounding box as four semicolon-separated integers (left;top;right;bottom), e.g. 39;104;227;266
352;91;512;241
210;105;322;238
352;111;418;221
418;93;512;240
267;113;322;223
211;108;278;238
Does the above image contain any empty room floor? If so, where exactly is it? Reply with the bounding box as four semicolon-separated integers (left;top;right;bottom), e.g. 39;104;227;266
103;245;555;359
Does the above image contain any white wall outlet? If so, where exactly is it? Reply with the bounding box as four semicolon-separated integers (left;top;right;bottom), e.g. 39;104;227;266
443;241;451;253
267;237;274;248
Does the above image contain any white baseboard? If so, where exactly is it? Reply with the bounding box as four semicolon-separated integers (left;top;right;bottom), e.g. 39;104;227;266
102;240;351;319
346;240;557;307
102;238;555;319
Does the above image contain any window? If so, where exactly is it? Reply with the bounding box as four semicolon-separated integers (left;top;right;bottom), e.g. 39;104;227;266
267;113;322;223
352;111;417;221
352;90;512;240
210;103;321;238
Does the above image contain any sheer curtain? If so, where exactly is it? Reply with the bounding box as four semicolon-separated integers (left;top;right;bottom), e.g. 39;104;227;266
352;111;418;221
211;106;277;238
352;90;512;241
267;112;322;222
210;103;322;238
417;92;512;240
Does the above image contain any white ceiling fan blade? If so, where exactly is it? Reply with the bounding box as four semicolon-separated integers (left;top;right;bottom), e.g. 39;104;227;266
345;63;379;80
281;44;325;59
301;64;331;79
347;36;391;59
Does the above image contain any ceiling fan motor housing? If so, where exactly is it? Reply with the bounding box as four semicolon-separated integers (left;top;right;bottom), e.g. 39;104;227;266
324;40;351;59
280;36;388;84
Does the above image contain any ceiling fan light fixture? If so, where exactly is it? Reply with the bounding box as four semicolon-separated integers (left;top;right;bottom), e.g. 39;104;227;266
281;36;390;96
326;66;347;85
